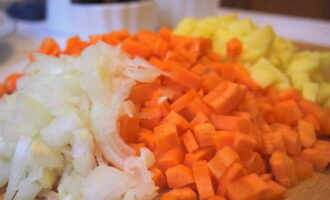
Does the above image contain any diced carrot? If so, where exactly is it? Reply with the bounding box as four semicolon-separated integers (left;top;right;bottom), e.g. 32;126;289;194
121;39;152;58
299;100;323;119
261;132;275;155
166;164;194;188
161;110;190;132
129;143;145;156
291;156;314;181
201;72;223;93
232;133;257;156
4;73;24;94
154;123;180;154
217;162;247;196
207;196;226;200
183;95;215;119
298;120;316;148
303;114;321;132
166;64;201;89
191;63;210;76
157;146;185;171
226;173;271;200
204;82;245;114
273;99;303;125
0;83;7;97
226;38;242;59
190;112;210;128
266;180;287;200
152;38;169;58
88;34;104;44
104;30;130;44
130;81;160;104
37;37;61;56
208;146;240;180
150;167;167;190
178;48;199;64
63;36;89;56
280;128;301;156
159;26;172;41
313;140;330;151
192;161;215;200
278;88;301;101
269;151;297;188
140;108;163;129
212;131;236;150
138;128;156;151
171;89;198;112
271;131;286;153
182;130;199;153
242;152;265;175
119;114;140;144
205;51;221;62
298;100;330;136
193;123;216;148
211;115;251;134
160;187;197;200
184;147;216;168
260;173;272;182
301;148;330;172
232;63;260;91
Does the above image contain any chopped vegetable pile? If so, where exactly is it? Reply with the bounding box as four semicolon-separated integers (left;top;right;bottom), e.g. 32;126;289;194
174;14;330;107
0;16;329;200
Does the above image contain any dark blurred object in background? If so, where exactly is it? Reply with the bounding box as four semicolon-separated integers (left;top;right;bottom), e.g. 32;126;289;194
222;0;330;20
6;0;45;21
71;0;139;3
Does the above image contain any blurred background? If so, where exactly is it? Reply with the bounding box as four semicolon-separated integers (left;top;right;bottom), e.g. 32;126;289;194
0;0;329;80
222;0;330;20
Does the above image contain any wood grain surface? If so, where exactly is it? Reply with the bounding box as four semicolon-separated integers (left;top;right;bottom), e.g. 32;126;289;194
287;170;330;200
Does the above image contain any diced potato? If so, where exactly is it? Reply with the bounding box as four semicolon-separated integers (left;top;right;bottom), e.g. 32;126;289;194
268;36;296;70
317;83;330;105
214;14;238;29
191;18;218;38
320;52;330;81
240;26;275;62
290;73;311;91
287;51;319;74
250;58;279;88
173;18;199;35
273;80;291;91
302;82;319;102
250;58;287;89
323;97;330;108
212;29;236;55
227;18;256;38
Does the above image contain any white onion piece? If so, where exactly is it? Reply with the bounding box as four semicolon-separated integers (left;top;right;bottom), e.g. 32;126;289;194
5;136;32;200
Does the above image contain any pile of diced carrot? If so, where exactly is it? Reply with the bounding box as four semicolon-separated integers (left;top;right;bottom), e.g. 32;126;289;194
27;28;330;200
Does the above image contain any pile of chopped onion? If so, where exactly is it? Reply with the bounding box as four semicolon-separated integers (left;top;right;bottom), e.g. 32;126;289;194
0;43;163;200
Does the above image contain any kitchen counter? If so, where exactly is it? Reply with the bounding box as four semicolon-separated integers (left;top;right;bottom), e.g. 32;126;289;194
0;7;329;80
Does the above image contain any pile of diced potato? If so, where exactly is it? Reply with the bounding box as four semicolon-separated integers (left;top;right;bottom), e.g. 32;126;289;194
174;14;330;107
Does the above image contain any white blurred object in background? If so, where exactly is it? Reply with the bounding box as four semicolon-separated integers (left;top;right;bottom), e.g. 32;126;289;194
0;10;15;41
156;0;221;27
46;0;156;36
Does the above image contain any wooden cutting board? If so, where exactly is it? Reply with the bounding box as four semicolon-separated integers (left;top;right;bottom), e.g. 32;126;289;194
287;170;330;200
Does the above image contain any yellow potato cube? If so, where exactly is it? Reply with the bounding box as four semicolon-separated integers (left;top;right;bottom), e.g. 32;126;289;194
173;18;199;36
240;26;275;62
302;82;319;102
